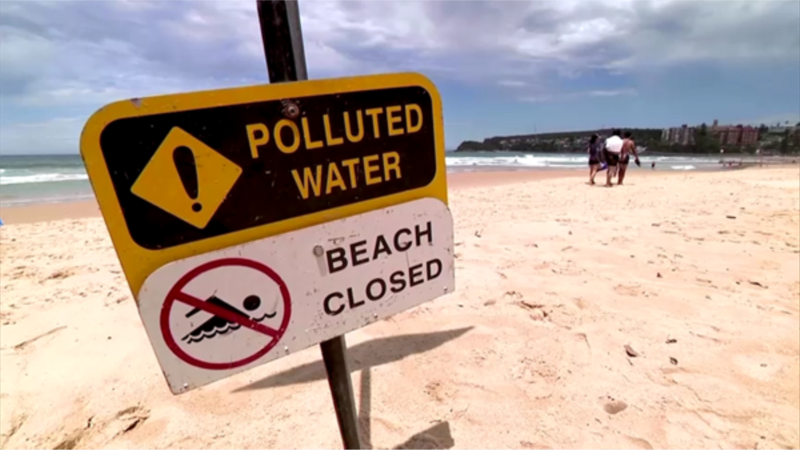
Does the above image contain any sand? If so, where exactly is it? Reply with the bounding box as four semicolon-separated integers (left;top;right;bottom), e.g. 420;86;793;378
0;171;578;225
0;201;102;225
1;167;798;449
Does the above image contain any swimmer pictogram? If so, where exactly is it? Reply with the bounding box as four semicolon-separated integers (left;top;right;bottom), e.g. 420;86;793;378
181;294;279;344
159;258;292;370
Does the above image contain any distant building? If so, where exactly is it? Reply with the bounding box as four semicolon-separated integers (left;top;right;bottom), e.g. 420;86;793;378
710;120;759;146
662;120;759;147
766;124;796;135
741;127;759;145
661;124;695;145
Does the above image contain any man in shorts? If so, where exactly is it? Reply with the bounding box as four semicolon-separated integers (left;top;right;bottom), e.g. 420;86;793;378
618;131;640;185
603;129;624;187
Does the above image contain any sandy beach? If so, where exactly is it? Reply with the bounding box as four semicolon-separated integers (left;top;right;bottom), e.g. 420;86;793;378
0;171;583;225
1;167;798;449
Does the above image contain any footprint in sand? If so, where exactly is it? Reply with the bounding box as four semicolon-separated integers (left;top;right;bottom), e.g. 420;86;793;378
66;405;151;448
511;333;592;398
731;353;783;382
602;396;628;415
511;344;561;399
614;284;640;297
423;380;456;403
571;298;589;310
113;405;149;434
44;268;76;281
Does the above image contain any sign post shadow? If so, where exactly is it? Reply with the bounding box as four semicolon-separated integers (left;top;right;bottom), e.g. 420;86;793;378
256;1;362;448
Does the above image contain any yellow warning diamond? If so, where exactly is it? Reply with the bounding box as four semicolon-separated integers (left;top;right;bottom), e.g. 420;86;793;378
131;127;242;229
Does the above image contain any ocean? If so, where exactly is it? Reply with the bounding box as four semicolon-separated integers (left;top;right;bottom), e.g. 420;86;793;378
0;152;724;207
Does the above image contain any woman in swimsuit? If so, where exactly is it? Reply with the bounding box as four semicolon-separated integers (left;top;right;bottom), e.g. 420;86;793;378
587;133;603;184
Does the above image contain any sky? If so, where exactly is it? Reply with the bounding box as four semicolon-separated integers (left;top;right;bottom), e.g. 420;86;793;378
1;0;799;155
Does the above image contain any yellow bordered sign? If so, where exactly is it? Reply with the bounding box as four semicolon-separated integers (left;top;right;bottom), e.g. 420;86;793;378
80;72;447;298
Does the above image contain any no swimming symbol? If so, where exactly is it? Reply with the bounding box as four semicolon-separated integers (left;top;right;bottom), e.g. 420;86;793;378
160;258;292;370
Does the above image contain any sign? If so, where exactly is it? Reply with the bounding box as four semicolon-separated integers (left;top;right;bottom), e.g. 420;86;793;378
80;73;447;297
137;198;454;394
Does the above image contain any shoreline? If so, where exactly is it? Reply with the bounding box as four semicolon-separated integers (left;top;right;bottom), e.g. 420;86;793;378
1;170;583;225
1;164;796;225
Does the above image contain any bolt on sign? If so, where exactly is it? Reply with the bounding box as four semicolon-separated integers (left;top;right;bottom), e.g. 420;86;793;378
81;73;447;297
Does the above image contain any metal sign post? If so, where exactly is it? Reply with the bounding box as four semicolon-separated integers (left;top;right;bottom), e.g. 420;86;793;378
255;1;362;448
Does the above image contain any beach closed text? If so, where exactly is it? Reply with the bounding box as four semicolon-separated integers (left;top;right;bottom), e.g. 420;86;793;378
321;220;443;317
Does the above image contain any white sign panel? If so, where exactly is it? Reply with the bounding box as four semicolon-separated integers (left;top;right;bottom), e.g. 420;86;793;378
137;198;455;394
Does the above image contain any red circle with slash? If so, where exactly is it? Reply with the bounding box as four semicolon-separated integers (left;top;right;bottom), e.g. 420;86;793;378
160;258;292;370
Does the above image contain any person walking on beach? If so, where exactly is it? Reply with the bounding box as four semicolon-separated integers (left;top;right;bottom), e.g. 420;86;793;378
618;131;640;185
587;133;604;184
603;129;624;187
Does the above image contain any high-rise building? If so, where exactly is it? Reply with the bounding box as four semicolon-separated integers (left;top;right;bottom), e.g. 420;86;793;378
661;125;695;145
710;120;758;146
661;119;759;147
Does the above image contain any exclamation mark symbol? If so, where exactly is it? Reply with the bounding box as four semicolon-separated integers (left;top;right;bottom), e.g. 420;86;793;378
173;146;202;212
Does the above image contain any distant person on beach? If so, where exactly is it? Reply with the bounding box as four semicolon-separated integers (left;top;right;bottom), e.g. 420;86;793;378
603;129;624;187
618;131;640;185
587;133;604;184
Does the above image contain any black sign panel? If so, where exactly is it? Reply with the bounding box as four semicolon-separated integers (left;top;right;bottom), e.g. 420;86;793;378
99;86;438;250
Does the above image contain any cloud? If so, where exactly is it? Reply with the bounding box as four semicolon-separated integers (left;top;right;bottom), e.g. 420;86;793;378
587;88;638;97
498;80;527;87
0;117;83;155
0;0;798;153
2;0;797;106
520;87;637;102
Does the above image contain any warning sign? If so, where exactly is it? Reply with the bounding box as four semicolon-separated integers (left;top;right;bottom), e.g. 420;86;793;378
160;258;291;370
80;73;446;298
131;127;243;229
137;198;454;394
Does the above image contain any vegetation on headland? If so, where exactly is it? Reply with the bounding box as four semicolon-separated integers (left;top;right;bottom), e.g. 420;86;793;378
456;122;800;155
